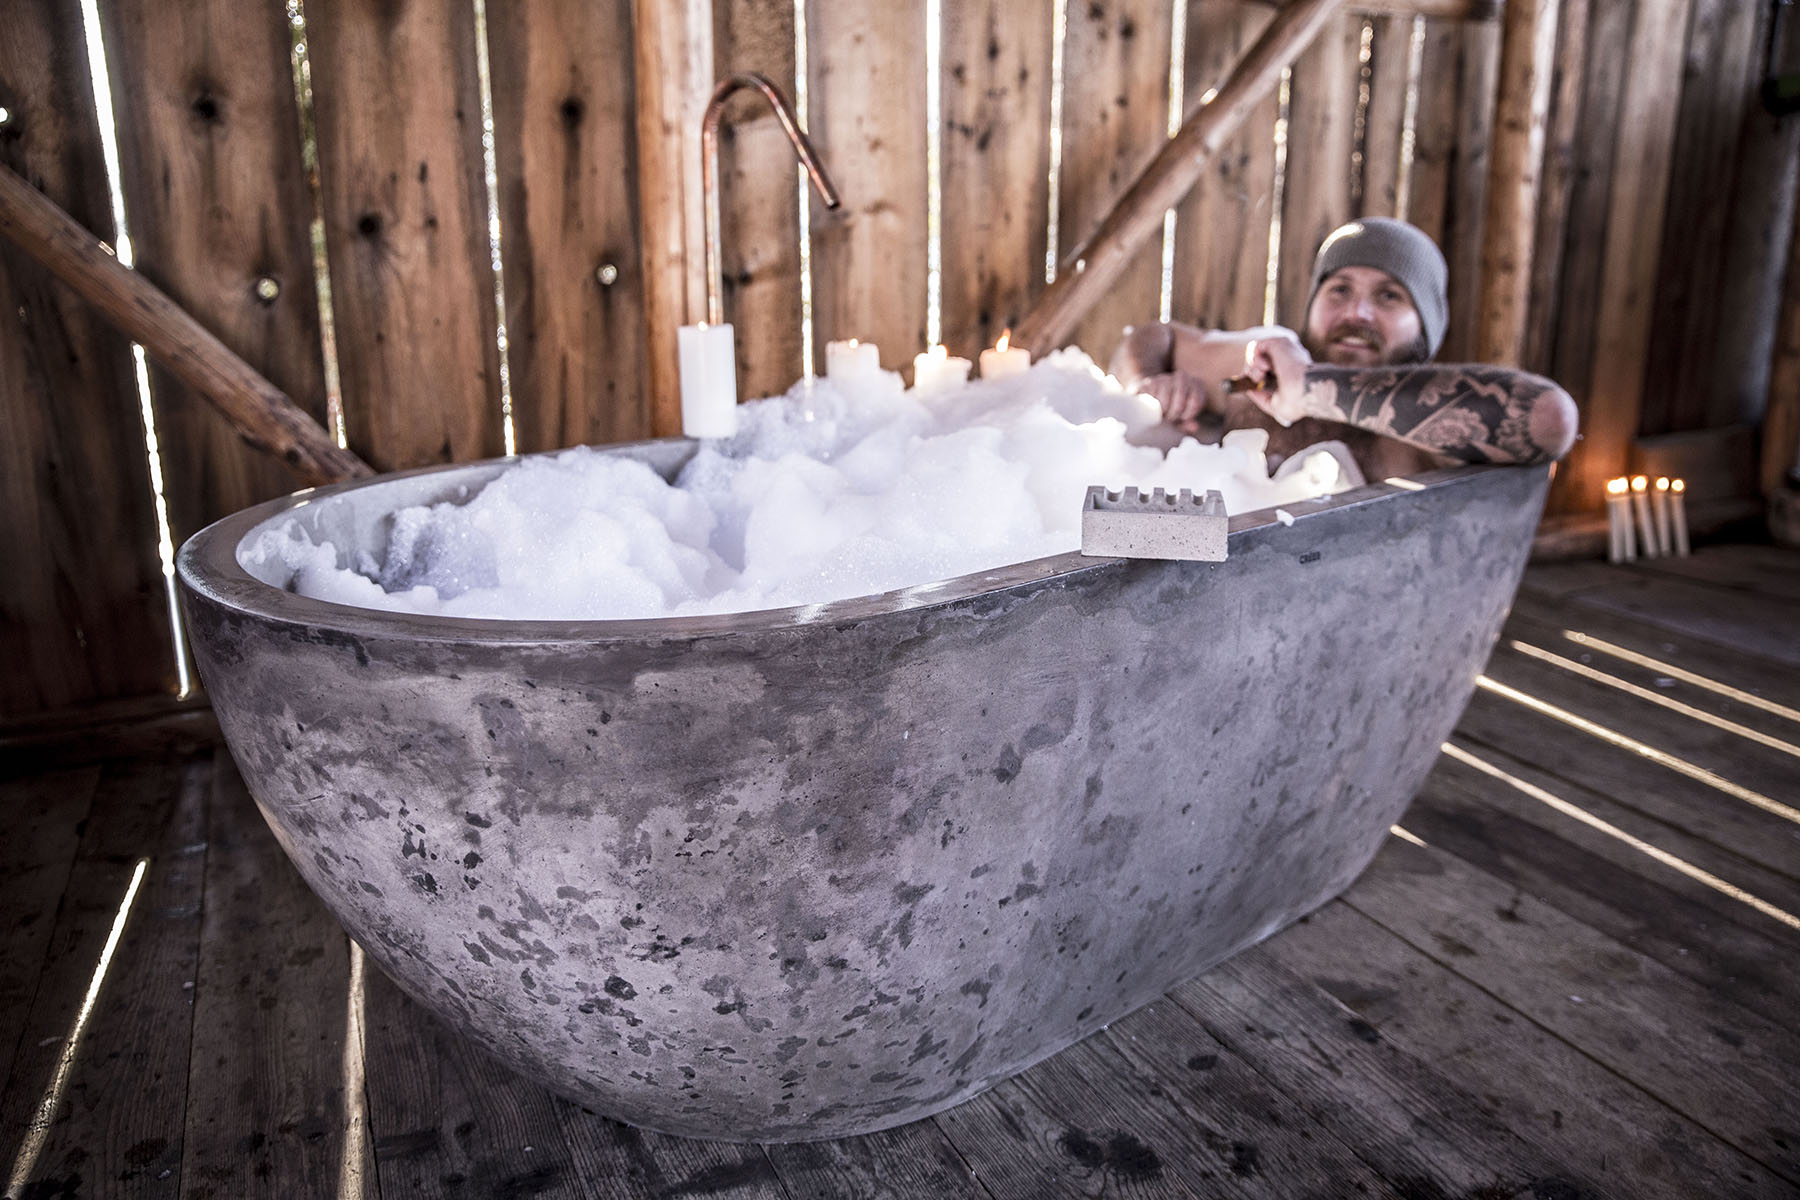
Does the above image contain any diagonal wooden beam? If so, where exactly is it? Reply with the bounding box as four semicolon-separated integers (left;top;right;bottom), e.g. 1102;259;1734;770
1010;0;1347;356
0;161;371;487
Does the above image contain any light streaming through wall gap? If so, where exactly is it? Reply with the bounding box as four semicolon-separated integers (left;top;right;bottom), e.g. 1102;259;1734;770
77;0;192;699
471;0;517;457
284;0;348;450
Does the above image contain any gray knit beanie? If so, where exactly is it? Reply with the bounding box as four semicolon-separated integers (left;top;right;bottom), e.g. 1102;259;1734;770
1307;217;1449;359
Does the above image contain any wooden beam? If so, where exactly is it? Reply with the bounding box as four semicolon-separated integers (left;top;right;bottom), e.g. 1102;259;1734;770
1011;0;1346;356
0;163;371;487
1476;0;1560;365
631;0;713;438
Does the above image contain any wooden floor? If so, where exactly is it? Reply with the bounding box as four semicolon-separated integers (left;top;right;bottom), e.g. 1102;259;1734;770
4;544;1798;1199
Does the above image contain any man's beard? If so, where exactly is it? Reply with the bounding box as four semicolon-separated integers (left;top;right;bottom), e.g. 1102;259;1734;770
1302;321;1431;366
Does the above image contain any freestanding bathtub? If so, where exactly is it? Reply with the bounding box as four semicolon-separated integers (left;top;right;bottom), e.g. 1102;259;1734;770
178;446;1550;1142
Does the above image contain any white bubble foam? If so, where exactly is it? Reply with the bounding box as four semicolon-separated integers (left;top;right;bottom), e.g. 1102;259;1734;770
256;351;1361;620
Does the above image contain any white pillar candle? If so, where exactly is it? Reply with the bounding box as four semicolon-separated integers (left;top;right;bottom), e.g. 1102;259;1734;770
1652;477;1673;556
1605;477;1634;562
1630;475;1658;559
1671;478;1690;556
978;330;1030;379
678;322;738;439
826;338;882;382
912;344;972;393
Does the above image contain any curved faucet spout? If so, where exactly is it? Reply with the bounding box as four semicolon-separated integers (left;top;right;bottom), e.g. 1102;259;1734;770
702;72;841;327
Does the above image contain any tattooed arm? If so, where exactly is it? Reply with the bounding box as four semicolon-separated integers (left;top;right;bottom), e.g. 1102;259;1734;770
1247;337;1579;464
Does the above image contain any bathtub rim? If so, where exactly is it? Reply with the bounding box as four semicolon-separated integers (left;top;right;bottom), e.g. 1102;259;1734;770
176;440;1526;643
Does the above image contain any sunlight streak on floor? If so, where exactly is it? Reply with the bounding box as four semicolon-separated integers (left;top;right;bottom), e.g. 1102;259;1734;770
1475;676;1800;828
6;860;149;1198
1508;640;1800;761
1442;743;1800;934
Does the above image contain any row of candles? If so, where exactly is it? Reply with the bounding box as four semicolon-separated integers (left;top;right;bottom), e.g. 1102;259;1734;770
1605;475;1688;562
677;323;1031;439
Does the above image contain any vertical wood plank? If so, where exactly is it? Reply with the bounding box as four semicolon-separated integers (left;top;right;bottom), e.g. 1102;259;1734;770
1707;1;1800;434
1765;176;1800;496
0;0;172;718
631;0;713;436
180;753;357;1197
1171;0;1279;331
1437;18;1498;364
304;0;502;471
940;0;1054;361
807;0;929;369
1060;0;1174;360
96;0;329;536
1565;0;1695;506
1543;0;1629;519
1402;16;1458;245
489;0;652;452
1475;0;1559;366
1645;0;1762;434
1359;14;1411;219
1521;0;1588;376
1275;11;1361;328
713;0;806;399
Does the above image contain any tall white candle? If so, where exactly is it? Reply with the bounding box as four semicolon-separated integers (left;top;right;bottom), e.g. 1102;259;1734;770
1605;477;1633;562
826;338;882;382
678;322;738;439
912;344;972;393
1630;475;1658;559
1670;478;1690;556
978;330;1030;379
1652;477;1673;556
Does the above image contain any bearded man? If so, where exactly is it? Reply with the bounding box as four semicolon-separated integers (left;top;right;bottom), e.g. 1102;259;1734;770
1110;217;1577;474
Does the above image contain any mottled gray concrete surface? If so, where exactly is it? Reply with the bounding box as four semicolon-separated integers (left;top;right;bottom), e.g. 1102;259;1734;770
179;458;1548;1141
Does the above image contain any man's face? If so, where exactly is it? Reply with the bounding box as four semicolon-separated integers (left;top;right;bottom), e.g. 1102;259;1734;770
1302;265;1428;366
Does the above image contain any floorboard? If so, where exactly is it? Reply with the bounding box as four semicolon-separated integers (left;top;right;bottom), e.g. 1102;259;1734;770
1173;950;1611;1198
0;764;101;1091
1;544;1795;1199
1341;834;1800;1187
177;750;361;1200
1265;901;1795;1199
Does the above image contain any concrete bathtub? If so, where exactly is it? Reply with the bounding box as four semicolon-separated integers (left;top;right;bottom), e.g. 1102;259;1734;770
177;448;1549;1142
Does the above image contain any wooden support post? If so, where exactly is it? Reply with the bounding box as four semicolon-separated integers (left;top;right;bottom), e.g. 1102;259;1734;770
1567;0;1695;507
1476;0;1559;366
1764;185;1800;497
1011;0;1346;355
632;0;714;438
0;163;371;486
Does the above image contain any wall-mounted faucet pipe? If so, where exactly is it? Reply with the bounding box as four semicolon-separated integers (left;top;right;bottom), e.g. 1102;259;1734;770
701;72;841;327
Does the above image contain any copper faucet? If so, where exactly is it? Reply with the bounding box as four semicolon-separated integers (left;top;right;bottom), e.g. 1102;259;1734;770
701;73;841;326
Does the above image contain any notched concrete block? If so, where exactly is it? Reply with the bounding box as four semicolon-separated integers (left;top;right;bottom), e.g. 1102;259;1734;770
1080;485;1228;562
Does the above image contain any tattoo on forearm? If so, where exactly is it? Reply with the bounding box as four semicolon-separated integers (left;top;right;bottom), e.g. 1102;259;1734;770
1302;365;1574;465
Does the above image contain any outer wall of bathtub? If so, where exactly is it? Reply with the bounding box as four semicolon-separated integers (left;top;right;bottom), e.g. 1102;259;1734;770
177;453;1551;1142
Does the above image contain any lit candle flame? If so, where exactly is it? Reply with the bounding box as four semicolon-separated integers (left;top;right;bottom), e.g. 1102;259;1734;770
1672;478;1685;494
996;329;1012;354
1631;475;1648;492
927;344;947;362
1606;477;1628;496
1655;476;1670;492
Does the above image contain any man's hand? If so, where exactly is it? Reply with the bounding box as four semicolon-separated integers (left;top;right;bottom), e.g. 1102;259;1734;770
1135;372;1211;432
1242;331;1314;427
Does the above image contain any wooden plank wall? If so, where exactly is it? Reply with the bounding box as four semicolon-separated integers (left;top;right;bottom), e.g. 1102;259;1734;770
2;0;1797;723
